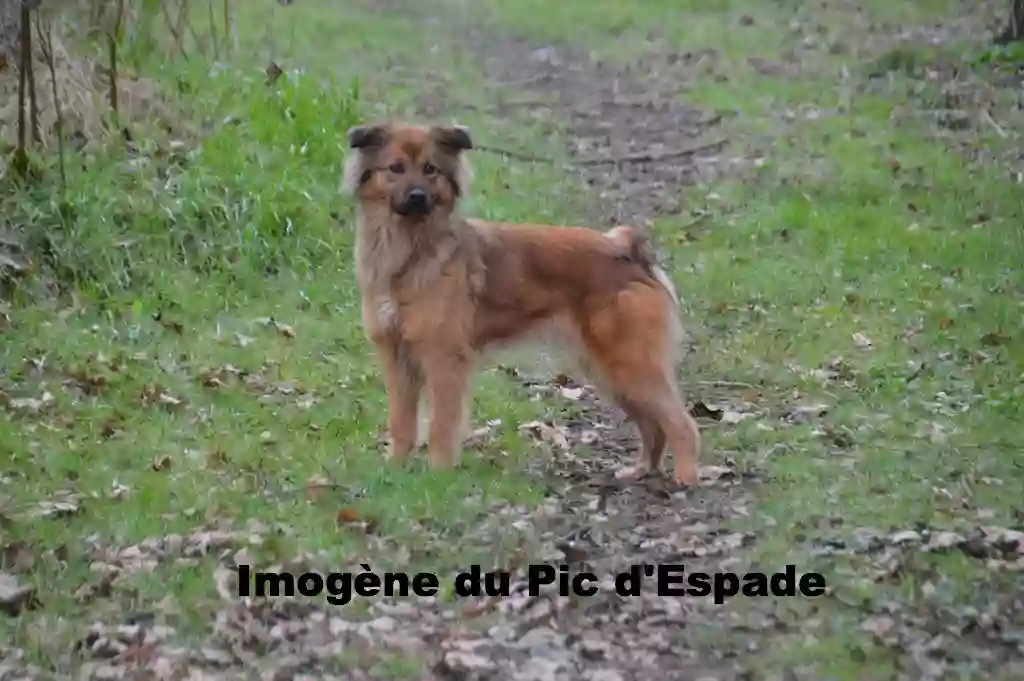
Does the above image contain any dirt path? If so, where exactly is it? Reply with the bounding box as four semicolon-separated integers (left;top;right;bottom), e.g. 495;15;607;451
406;4;731;227
350;3;771;680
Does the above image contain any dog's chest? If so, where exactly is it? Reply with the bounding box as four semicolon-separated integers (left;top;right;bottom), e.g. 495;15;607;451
358;291;400;340
373;295;399;331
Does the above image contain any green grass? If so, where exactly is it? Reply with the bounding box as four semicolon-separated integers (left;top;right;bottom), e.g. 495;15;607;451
2;0;1023;678
467;0;1024;677
0;1;570;669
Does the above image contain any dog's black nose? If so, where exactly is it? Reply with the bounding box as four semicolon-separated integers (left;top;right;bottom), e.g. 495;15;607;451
406;188;427;208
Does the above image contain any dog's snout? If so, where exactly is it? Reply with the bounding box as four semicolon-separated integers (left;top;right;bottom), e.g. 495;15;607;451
406;187;427;208
395;185;431;216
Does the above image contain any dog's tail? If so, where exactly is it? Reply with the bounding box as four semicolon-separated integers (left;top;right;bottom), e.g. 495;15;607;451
606;225;685;361
605;225;681;308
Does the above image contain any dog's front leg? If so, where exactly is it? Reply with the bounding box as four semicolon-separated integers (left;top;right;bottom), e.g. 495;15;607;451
421;350;471;469
376;341;423;462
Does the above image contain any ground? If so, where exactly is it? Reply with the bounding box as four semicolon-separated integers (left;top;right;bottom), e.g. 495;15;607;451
1;0;1023;679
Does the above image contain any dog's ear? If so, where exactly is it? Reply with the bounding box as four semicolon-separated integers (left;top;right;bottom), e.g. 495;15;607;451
342;124;388;194
431;125;473;153
430;125;474;197
347;124;388;150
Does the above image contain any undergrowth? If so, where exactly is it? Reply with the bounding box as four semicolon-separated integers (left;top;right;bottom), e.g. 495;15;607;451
3;59;363;304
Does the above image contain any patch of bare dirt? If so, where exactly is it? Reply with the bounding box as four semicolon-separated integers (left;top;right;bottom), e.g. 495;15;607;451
346;3;767;680
459;36;729;226
358;2;733;227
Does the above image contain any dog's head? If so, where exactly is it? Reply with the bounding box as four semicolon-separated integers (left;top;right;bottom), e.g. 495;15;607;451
341;122;474;219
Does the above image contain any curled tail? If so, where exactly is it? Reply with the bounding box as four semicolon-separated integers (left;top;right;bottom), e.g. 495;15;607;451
605;225;681;308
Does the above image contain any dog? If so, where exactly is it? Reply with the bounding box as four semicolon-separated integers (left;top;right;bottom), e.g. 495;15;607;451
341;121;701;486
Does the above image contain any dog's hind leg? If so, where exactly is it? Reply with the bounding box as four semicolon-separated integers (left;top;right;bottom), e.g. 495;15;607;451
614;397;667;481
639;381;700;486
581;285;700;486
613;370;699;486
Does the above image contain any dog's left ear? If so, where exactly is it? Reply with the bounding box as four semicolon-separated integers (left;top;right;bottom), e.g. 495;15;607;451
431;125;473;153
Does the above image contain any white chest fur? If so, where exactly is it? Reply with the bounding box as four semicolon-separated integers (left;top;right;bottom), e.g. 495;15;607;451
374;295;398;331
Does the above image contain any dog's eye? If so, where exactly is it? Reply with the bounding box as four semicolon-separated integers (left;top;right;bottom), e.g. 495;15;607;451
388;161;405;174
423;162;438;176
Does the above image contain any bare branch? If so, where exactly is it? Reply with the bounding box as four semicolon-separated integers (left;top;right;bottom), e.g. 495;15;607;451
159;0;189;60
15;0;29;173
226;0;237;54
35;12;66;192
996;0;1024;44
208;0;219;59
107;0;124;117
25;5;39;146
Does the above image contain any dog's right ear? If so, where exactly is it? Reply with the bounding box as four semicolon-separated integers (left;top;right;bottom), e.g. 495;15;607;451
347;124;388;150
342;124;388;194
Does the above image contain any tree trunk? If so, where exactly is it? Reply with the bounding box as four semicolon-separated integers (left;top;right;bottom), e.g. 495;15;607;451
0;0;19;69
996;0;1024;44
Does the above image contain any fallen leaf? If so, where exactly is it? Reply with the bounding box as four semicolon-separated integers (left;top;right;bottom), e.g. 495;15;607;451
689;401;723;420
781;403;830;424
559;386;585;401
1;541;35;572
720;409;755;425
206;449;229;469
151;456;172;472
30;497;81;520
152;312;184;335
926;531;964;551
980;330;1010;347
861;615;895;638
518;420;571;451
2;391;55;415
233;332;254;348
336;507;360;525
0;572;39;615
265;60;283;85
852;332;874;349
255;317;295;339
889;530;922;545
303;474;337;502
698;465;736;482
158;393;184;410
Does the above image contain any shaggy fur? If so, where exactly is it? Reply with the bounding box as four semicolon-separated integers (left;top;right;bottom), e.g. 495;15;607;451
341;121;701;485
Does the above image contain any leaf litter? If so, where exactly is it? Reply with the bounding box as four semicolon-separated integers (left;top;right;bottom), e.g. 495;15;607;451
4;3;1023;681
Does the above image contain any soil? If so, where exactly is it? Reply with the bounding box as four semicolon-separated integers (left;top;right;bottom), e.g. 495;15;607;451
413;13;732;227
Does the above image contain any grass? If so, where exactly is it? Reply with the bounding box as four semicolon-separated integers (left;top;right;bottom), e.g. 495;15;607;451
2;0;1023;678
1;1;570;667
470;0;1024;676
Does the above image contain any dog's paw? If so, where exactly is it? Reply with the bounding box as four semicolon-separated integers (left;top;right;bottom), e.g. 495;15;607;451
673;466;699;487
614;464;651;482
385;443;413;463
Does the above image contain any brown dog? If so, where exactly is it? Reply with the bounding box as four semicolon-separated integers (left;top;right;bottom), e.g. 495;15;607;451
341;121;701;485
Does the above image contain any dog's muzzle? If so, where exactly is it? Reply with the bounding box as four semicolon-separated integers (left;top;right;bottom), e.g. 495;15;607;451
394;187;431;216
